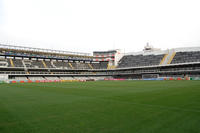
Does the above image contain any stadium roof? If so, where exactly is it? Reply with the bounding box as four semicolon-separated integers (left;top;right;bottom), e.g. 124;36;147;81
0;44;91;57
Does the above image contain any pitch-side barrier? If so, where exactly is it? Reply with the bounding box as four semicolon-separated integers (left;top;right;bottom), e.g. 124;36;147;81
2;77;200;84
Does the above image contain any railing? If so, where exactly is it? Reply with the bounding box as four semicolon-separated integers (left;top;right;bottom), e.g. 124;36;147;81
0;43;91;56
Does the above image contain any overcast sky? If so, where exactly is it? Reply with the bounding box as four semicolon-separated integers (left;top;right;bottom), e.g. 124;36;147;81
0;0;200;54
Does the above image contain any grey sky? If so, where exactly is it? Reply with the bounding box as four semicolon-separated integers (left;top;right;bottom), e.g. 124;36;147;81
0;0;3;24
0;0;200;54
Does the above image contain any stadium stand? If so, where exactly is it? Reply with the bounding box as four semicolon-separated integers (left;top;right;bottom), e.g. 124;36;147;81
171;51;200;64
14;77;28;80
74;62;91;69
90;62;108;69
118;54;164;68
91;62;101;69
59;76;74;80
43;60;54;68
68;62;74;69
0;58;8;67
7;58;14;67
0;44;200;82
53;61;70;69
28;76;46;80
31;60;44;68
12;59;24;67
45;76;60;80
23;59;33;68
100;62;108;69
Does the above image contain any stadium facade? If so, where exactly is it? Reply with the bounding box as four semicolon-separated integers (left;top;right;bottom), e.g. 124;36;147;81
0;43;200;83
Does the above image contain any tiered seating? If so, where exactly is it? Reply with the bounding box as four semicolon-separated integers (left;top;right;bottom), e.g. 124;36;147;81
28;77;46;80
0;45;92;62
59;77;74;80
73;62;91;69
31;60;44;68
66;62;73;69
45;77;60;80
90;62;108;69
44;60;54;68
23;60;32;68
29;71;50;74
53;61;70;69
1;57;108;69
171;51;200;64
12;59;23;67
100;62;108;69
7;59;12;67
0;58;8;67
14;77;28;80
69;62;75;69
73;77;87;80
82;63;91;69
118;54;164;68
91;63;100;69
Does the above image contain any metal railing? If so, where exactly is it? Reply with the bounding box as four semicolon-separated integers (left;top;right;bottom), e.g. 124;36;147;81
0;43;91;56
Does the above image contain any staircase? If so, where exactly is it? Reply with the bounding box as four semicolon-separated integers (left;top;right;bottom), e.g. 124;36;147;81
10;59;15;67
51;61;56;68
42;60;47;68
88;63;93;69
22;60;26;69
167;51;176;64
159;49;176;65
22;60;28;74
160;54;168;65
68;62;74;69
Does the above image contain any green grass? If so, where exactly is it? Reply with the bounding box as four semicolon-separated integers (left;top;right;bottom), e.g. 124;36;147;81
0;81;200;133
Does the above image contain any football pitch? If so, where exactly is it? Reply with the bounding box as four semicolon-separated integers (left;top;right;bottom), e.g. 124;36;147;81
0;81;200;133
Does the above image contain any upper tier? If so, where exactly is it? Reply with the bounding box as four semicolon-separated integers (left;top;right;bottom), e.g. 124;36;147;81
0;58;108;69
118;54;164;68
0;44;93;61
118;47;200;68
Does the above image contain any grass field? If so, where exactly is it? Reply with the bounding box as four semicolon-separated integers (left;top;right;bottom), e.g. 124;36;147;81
0;81;200;133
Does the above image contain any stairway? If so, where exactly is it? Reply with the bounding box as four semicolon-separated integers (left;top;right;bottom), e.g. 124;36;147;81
51;61;56;68
10;58;15;67
160;54;168;65
22;60;28;74
167;51;176;64
88;63;93;69
160;49;176;65
68;62;74;69
22;60;26;69
42;60;47;68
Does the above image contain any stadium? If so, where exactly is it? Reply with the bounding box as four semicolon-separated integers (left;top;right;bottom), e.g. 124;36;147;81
0;43;200;82
0;43;200;133
1;0;200;132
